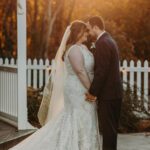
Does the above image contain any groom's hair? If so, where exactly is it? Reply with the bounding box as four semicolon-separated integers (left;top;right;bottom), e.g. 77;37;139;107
88;16;105;30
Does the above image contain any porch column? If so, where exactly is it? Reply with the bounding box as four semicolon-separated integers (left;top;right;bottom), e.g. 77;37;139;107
17;0;34;130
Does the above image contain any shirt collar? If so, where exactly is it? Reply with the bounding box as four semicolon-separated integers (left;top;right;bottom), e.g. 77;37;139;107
96;30;106;41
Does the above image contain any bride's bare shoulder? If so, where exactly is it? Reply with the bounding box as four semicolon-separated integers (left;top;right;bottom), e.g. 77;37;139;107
68;44;82;53
82;44;89;49
69;44;81;49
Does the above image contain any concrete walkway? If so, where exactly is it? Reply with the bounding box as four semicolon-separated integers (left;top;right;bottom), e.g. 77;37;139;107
1;121;149;150
117;133;150;150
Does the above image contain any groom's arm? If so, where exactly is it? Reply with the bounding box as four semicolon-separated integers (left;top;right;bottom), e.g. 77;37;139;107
89;40;111;97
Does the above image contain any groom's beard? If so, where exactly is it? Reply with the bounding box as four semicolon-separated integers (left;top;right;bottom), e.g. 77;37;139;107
89;34;97;42
83;35;96;54
87;35;96;43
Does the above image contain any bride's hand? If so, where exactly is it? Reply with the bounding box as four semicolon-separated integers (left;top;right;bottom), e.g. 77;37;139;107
85;93;97;102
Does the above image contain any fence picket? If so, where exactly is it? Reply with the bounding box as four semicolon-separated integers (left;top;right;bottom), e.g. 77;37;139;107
39;59;44;88
144;60;149;109
122;60;128;88
129;60;134;92
10;58;16;68
45;59;50;84
27;59;32;87
137;60;142;98
0;58;3;65
5;58;9;65
33;59;38;89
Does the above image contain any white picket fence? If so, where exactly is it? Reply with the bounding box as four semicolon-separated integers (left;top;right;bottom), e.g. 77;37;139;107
121;60;150;110
0;58;52;89
0;58;150;110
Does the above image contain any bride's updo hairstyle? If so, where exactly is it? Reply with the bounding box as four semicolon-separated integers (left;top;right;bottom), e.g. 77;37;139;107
67;20;88;45
62;20;88;60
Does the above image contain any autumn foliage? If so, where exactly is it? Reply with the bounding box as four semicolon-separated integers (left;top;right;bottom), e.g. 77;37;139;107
0;0;150;61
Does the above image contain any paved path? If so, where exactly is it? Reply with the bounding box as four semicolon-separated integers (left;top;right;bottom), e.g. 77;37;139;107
1;121;149;149
118;133;150;150
0;121;35;144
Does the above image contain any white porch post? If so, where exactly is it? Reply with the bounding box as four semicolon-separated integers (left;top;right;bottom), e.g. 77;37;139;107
17;0;34;130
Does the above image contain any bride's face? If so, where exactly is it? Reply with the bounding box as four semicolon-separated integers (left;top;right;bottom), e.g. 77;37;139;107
79;30;89;43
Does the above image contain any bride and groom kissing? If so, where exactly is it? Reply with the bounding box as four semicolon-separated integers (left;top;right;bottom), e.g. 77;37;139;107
10;16;123;150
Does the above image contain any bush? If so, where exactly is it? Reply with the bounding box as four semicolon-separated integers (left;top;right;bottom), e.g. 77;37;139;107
27;84;150;132
119;82;150;133
27;87;43;128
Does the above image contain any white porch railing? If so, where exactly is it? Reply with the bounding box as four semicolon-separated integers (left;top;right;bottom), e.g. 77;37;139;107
0;58;41;129
0;58;150;128
0;66;18;127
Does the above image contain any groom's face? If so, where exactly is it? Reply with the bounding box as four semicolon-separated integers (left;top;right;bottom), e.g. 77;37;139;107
86;22;96;38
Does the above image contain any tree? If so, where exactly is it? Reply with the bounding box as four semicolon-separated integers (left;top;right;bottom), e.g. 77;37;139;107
0;0;150;60
0;0;17;58
27;0;64;59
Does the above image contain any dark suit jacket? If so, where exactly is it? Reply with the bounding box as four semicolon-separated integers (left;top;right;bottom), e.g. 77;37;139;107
89;32;123;101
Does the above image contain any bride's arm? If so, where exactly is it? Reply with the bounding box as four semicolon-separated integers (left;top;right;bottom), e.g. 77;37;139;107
68;46;91;90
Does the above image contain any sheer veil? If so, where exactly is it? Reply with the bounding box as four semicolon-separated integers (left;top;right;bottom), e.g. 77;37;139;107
38;26;71;125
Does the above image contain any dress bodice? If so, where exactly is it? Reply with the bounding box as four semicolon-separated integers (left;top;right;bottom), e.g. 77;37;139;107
63;44;95;111
64;44;94;81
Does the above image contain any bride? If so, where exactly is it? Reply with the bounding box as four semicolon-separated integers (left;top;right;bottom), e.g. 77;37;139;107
9;20;101;150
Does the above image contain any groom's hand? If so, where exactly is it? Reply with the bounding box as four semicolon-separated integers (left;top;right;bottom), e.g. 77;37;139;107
85;93;97;102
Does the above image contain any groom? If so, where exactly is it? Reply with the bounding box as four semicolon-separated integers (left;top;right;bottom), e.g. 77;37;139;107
86;16;123;150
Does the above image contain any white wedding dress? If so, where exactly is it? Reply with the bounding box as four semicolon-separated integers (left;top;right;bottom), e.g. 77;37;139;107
9;44;101;150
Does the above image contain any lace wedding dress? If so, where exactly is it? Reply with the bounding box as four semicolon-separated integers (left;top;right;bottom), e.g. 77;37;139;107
9;44;101;150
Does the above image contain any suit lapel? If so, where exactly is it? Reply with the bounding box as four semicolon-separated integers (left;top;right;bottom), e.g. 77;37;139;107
95;32;109;45
91;32;110;58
